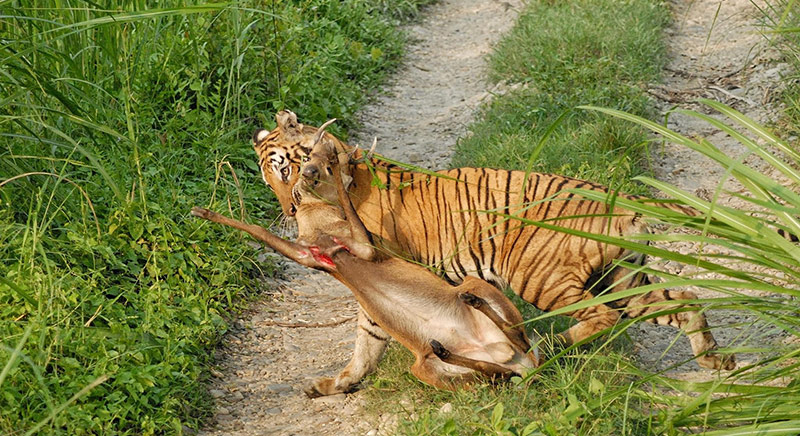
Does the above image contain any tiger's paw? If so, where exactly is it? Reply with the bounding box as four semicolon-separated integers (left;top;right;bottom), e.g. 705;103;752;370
304;376;357;398
697;352;736;371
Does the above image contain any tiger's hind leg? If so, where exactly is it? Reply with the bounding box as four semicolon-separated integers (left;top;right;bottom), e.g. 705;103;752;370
555;293;622;349
625;289;735;370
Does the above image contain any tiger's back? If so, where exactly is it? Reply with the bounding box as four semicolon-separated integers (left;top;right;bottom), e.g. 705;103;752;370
350;166;648;314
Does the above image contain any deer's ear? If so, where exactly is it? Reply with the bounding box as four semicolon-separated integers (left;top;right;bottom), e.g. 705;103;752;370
275;110;301;135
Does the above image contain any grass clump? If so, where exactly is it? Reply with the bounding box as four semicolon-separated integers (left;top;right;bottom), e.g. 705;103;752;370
0;0;429;433
453;0;668;194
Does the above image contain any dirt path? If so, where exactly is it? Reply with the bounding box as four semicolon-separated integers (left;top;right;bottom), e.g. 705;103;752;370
633;0;787;377
198;1;521;434
199;0;787;433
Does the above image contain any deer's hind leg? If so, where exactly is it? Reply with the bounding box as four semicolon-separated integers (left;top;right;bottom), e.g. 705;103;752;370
458;292;531;355
625;288;735;370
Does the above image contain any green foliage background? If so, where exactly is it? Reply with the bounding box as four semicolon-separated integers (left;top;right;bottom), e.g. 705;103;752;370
0;0;430;433
453;0;668;194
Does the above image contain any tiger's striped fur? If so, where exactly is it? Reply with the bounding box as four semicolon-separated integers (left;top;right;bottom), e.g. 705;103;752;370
253;111;734;397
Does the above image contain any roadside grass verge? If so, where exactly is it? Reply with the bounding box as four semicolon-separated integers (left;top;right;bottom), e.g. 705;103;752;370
365;1;670;434
0;1;429;433
452;0;668;194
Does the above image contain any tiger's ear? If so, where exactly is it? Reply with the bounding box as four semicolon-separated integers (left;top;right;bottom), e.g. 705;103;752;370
252;129;269;147
275;110;301;134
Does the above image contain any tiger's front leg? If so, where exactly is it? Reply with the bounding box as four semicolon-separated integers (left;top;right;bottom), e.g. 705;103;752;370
304;306;389;397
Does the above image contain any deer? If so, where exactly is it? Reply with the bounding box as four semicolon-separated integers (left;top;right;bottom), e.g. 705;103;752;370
191;120;538;393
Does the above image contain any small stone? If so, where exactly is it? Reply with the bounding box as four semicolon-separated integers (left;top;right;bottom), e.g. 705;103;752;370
314;393;347;405
365;430;378;436
229;391;245;402
267;383;293;394
265;407;282;415
209;389;226;399
217;406;231;415
439;402;453;414
408;152;422;163
209;368;224;378
216;414;235;423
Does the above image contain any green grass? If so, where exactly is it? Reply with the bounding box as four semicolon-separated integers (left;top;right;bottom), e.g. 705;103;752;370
452;0;668;194
0;0;430;433
569;101;800;435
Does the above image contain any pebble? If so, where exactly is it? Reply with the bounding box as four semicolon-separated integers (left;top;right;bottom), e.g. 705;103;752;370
209;389;226;399
229;391;245;402
365;430;378;436
439;402;453;414
216;414;235;423
265;407;282;415
313;393;347;405
267;383;293;393
218;406;231;415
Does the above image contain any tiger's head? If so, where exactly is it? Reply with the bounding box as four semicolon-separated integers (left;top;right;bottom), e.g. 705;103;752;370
252;110;350;216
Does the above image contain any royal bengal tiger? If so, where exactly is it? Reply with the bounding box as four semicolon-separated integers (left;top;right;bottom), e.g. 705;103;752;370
253;110;735;397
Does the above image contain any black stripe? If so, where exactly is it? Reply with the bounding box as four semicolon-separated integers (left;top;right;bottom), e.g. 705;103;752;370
502;173;537;276
359;325;389;341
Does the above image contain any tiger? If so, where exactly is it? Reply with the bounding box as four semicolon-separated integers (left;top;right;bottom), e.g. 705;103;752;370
253;110;735;397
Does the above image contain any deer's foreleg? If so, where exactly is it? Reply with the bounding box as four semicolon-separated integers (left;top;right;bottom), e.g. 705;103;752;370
332;159;375;258
190;207;331;270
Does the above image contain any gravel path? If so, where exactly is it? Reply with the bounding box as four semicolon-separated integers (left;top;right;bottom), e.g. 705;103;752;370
199;0;787;433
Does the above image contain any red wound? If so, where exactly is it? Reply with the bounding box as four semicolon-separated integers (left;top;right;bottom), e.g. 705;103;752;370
312;253;336;268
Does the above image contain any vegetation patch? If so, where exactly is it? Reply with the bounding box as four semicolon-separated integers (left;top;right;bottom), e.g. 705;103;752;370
452;0;668;194
0;0;430;433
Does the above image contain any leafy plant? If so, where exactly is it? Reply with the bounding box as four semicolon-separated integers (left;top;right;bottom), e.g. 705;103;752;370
562;101;800;434
0;0;427;433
